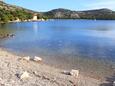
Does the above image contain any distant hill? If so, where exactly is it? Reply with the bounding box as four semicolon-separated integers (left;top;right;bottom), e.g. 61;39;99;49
78;8;115;19
43;8;80;19
0;1;39;22
43;8;115;20
0;1;115;23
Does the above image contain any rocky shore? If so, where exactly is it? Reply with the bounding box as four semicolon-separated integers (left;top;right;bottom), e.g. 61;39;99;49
0;48;109;86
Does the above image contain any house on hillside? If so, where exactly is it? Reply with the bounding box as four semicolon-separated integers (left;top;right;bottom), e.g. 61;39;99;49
32;13;45;21
32;14;38;21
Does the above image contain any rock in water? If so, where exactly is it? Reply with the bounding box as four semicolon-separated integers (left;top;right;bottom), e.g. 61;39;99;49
20;71;30;80
70;69;79;77
33;56;42;62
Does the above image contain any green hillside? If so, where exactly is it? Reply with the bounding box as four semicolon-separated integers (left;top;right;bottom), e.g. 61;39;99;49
0;1;39;23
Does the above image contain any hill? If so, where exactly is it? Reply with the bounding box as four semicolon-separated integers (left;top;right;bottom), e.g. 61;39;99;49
43;8;115;20
78;8;115;19
43;8;80;19
1;1;115;22
0;1;39;22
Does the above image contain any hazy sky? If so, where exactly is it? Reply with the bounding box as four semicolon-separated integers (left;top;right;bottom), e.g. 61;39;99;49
5;0;115;12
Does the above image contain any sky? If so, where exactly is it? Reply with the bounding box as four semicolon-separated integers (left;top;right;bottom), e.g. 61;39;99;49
5;0;115;12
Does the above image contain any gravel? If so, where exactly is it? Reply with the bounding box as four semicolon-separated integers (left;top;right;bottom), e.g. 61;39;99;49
0;48;103;86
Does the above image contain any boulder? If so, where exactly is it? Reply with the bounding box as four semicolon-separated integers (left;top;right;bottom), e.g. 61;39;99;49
70;69;79;77
23;56;30;61
20;71;30;80
113;81;115;86
9;34;15;37
33;56;42;62
63;71;70;75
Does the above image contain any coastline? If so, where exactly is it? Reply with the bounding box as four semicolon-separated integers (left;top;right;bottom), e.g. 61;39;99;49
1;19;115;24
0;48;104;86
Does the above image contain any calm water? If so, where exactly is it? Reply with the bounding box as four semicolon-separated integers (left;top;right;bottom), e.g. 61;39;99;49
0;20;115;77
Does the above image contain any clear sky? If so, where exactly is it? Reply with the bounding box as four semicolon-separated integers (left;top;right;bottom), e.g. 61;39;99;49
5;0;115;12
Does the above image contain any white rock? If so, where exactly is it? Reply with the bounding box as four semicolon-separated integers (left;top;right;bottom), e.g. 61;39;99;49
63;71;70;75
113;81;115;86
20;71;30;80
33;56;42;62
23;56;30;61
70;69;79;77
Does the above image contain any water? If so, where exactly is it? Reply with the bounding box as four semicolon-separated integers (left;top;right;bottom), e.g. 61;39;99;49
0;20;115;78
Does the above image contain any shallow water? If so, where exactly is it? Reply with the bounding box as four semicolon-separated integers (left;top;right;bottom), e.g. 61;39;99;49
0;20;115;78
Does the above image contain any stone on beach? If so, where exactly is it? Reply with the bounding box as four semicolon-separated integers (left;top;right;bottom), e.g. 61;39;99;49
113;81;115;86
0;34;15;39
70;69;79;77
23;56;30;61
33;56;42;62
63;69;79;77
63;71;71;75
20;71;30;80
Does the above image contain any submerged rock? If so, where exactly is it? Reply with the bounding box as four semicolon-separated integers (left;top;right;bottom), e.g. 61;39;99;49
8;34;15;37
0;34;15;39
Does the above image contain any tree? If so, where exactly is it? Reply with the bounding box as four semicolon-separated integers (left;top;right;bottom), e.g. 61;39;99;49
1;15;9;22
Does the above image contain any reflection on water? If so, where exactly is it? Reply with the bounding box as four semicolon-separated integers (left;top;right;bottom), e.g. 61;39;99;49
0;20;115;78
33;22;39;37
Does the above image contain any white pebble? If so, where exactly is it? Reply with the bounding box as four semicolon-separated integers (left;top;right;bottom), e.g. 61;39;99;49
20;71;30;80
70;69;79;77
23;56;30;61
33;56;42;62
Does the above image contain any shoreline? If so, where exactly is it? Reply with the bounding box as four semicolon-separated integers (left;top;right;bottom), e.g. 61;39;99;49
0;48;105;86
1;19;115;24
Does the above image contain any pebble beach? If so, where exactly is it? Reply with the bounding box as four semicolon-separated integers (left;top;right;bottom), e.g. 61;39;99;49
0;48;105;86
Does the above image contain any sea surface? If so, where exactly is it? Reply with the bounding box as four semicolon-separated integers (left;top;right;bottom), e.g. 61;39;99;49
0;19;115;78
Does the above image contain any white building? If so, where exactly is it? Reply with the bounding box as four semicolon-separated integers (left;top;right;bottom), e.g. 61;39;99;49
32;14;38;21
